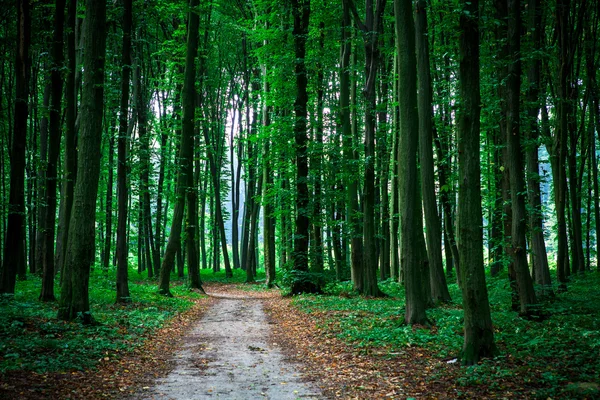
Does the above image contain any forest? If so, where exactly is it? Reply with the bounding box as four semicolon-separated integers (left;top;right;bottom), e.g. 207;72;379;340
1;0;600;398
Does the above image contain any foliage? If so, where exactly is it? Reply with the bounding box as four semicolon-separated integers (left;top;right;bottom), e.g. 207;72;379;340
0;270;203;374
290;273;600;398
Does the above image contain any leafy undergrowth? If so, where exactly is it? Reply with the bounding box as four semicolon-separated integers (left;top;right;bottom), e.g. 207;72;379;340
280;272;600;399
0;269;211;399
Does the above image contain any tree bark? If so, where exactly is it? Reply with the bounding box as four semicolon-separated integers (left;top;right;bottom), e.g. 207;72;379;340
525;0;553;298
40;0;66;301
116;0;133;303
1;0;30;295
57;0;107;321
415;0;451;303
159;0;203;296
395;0;428;324
290;0;317;294
457;0;497;365
506;0;538;315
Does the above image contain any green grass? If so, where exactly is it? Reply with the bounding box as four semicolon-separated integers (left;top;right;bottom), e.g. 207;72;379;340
290;272;600;398
0;268;204;374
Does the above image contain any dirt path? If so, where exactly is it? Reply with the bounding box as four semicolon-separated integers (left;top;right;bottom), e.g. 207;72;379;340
139;290;323;399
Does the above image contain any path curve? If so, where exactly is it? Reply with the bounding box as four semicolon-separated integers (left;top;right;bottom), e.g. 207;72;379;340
137;288;323;399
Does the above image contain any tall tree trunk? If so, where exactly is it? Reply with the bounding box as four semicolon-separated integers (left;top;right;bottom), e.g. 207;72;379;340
116;0;133;303
506;0;537;315
57;0;107;321
554;0;572;290
103;131;114;273
1;0;30;295
290;0;317;294
262;64;276;287
40;0;66;301
348;0;387;297
341;1;364;292
415;0;451;303
159;0;203;296
457;0;497;365
395;0;428;324
525;0;553;297
55;0;78;276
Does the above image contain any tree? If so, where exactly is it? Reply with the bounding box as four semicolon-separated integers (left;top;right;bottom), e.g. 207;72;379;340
290;0;318;294
57;0;107;322
159;0;203;296
0;0;30;295
415;0;451;304
395;0;429;324
39;0;66;301
116;0;133;304
506;0;537;315
346;0;387;297
456;0;497;365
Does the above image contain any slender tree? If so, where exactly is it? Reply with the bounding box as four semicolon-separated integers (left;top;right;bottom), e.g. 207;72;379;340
39;0;66;301
57;0;107;321
415;0;451;303
457;0;497;365
159;0;203;296
1;0;30;295
116;0;133;304
395;0;428;324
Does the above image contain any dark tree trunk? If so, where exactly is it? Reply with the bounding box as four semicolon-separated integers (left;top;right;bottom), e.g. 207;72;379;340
415;0;451;303
525;0;553;298
290;0;317;294
57;0;107;321
506;0;538;315
554;0;572;290
55;0;78;276
395;0;428;324
159;0;203;296
341;1;364;292
1;0;30;295
457;0;497;365
40;0;66;301
116;0;133;303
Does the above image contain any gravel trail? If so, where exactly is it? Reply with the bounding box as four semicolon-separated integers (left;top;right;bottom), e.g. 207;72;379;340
139;291;323;399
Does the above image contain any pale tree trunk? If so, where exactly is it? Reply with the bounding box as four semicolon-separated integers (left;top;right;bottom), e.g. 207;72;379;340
457;0;497;365
57;0;107;321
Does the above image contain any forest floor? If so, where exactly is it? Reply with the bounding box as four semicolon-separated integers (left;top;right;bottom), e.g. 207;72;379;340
129;283;322;399
2;273;600;399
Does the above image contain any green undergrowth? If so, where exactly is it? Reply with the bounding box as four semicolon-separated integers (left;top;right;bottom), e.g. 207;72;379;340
290;272;600;398
200;268;266;284
0;269;204;374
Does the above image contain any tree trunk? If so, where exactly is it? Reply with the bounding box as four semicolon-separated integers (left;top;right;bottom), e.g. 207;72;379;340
40;0;66;301
341;1;364;293
415;0;451;303
525;0;553;298
457;0;497;365
116;0;133;303
1;0;30;295
395;0;428;324
506;0;538;316
55;0;80;276
57;0;107;321
159;0;203;296
290;0;317;294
